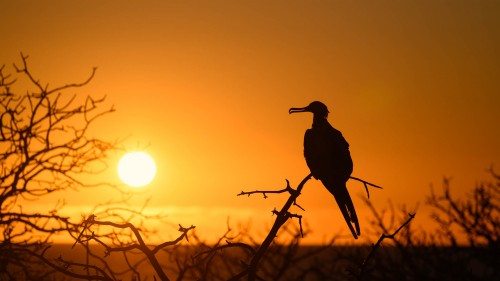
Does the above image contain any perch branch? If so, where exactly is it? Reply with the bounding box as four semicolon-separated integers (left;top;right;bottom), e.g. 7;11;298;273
243;173;313;281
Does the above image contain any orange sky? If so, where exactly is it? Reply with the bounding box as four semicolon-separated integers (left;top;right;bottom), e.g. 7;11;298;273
1;0;499;243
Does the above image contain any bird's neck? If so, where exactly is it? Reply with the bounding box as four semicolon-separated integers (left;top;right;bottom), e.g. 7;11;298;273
312;116;328;128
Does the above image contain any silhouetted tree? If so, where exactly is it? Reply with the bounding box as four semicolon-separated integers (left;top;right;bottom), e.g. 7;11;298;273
0;54;116;280
355;170;500;281
427;170;499;248
0;55;196;281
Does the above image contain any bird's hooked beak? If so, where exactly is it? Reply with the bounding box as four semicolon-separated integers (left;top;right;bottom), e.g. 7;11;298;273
289;106;310;114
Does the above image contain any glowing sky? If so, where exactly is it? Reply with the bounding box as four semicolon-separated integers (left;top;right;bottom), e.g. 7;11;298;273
1;0;499;243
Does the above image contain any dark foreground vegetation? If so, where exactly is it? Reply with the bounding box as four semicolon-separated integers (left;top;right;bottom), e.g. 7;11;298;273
1;56;498;280
39;240;498;281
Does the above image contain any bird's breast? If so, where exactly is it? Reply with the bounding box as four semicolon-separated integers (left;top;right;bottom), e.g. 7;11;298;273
303;128;353;181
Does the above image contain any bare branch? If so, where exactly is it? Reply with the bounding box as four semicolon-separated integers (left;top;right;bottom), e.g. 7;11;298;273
357;212;416;279
238;179;295;199
349;176;383;199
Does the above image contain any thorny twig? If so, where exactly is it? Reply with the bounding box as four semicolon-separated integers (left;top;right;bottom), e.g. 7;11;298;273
238;179;306;211
238;179;297;199
349;176;383;199
357;212;416;279
270;208;305;238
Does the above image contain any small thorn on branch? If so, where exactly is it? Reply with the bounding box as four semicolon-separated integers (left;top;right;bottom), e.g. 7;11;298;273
178;224;195;232
178;224;195;242
293;200;305;211
288;213;304;238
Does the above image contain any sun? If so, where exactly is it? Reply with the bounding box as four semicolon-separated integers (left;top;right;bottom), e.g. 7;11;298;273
117;152;157;188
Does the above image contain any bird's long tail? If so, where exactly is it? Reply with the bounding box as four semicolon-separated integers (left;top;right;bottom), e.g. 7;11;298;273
325;180;360;239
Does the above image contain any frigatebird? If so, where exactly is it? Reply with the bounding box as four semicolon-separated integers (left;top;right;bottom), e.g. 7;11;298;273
289;101;360;239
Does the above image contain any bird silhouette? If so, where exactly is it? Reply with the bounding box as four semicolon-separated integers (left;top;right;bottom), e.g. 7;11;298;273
289;101;360;239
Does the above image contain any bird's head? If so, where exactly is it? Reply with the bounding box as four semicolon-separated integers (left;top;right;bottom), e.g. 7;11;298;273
289;101;329;118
